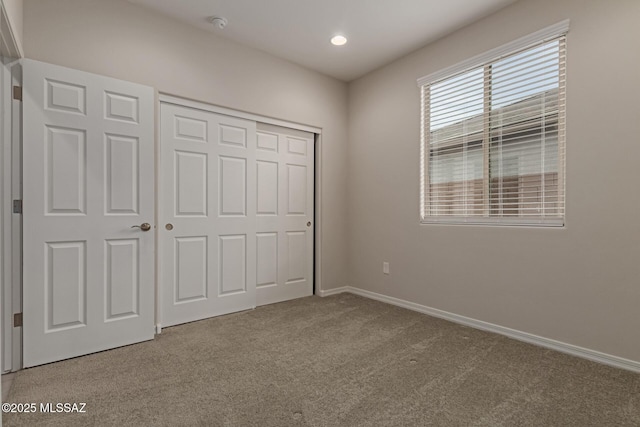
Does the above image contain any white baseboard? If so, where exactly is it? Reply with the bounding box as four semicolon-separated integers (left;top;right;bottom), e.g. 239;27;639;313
317;286;349;297
331;286;640;373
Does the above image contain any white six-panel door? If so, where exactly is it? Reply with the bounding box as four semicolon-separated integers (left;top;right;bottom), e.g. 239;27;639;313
160;104;257;327
255;123;314;306
22;59;155;367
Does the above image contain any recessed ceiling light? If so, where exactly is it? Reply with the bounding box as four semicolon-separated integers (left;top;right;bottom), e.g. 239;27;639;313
331;35;347;46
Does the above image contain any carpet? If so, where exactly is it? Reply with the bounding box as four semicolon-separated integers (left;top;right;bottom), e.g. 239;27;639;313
4;293;640;426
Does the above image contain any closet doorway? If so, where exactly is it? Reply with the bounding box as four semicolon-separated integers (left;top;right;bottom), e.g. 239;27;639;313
159;100;315;327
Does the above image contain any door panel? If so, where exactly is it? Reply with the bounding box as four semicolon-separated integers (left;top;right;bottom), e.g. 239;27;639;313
219;235;247;295
161;104;256;327
286;231;307;283
105;239;138;320
46;241;86;330
46;126;86;214
256;161;278;215
175;236;208;302
287;164;308;215
105;134;139;215
23;59;155;367
175;151;208;216
255;124;314;306
219;156;247;216
256;233;278;288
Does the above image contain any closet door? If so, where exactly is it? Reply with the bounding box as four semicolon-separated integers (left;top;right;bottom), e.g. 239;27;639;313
160;103;256;327
255;124;314;306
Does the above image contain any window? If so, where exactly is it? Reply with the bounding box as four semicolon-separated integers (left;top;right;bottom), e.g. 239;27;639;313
419;21;568;226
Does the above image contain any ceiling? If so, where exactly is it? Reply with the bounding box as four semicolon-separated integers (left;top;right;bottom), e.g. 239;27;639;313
128;0;519;82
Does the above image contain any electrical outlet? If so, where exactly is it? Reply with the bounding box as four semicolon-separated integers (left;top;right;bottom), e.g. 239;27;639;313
383;262;390;275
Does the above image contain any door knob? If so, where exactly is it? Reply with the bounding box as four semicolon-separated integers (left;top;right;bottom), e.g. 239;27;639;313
307;221;312;227
131;223;152;231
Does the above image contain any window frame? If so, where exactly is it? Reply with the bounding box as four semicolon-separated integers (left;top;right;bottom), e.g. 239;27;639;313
418;20;569;227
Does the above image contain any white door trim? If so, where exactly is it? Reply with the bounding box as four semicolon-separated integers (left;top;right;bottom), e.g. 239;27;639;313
0;59;7;374
158;94;322;135
1;58;21;372
10;60;21;372
313;133;323;297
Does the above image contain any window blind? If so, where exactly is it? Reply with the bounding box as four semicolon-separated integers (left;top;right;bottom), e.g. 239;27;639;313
419;26;567;226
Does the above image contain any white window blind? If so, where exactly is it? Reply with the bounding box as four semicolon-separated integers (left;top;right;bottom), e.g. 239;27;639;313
419;22;567;226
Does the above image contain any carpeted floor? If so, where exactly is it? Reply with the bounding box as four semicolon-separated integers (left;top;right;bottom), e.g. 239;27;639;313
4;293;640;426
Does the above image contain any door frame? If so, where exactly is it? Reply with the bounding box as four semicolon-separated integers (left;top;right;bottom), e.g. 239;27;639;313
2;58;21;373
156;93;323;332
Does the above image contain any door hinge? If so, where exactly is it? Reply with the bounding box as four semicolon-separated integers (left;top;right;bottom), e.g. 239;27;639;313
12;199;22;214
12;86;22;101
13;313;22;327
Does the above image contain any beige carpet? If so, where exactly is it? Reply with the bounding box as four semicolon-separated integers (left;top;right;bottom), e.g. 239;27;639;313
4;293;640;426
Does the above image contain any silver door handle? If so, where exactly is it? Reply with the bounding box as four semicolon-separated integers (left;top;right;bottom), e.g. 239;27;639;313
131;223;152;232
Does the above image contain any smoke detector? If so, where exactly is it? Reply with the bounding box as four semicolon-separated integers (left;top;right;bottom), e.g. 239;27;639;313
208;16;228;30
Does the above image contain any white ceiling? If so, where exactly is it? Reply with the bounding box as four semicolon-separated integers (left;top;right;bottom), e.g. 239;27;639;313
128;0;519;82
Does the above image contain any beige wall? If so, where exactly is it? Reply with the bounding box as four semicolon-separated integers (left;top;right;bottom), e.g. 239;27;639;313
2;0;22;55
22;0;350;292
348;0;640;362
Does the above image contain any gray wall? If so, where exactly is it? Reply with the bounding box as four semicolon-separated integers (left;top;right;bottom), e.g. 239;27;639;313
348;0;640;362
22;0;350;293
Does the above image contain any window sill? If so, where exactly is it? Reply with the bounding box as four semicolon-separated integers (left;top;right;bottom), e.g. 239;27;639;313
420;217;564;227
